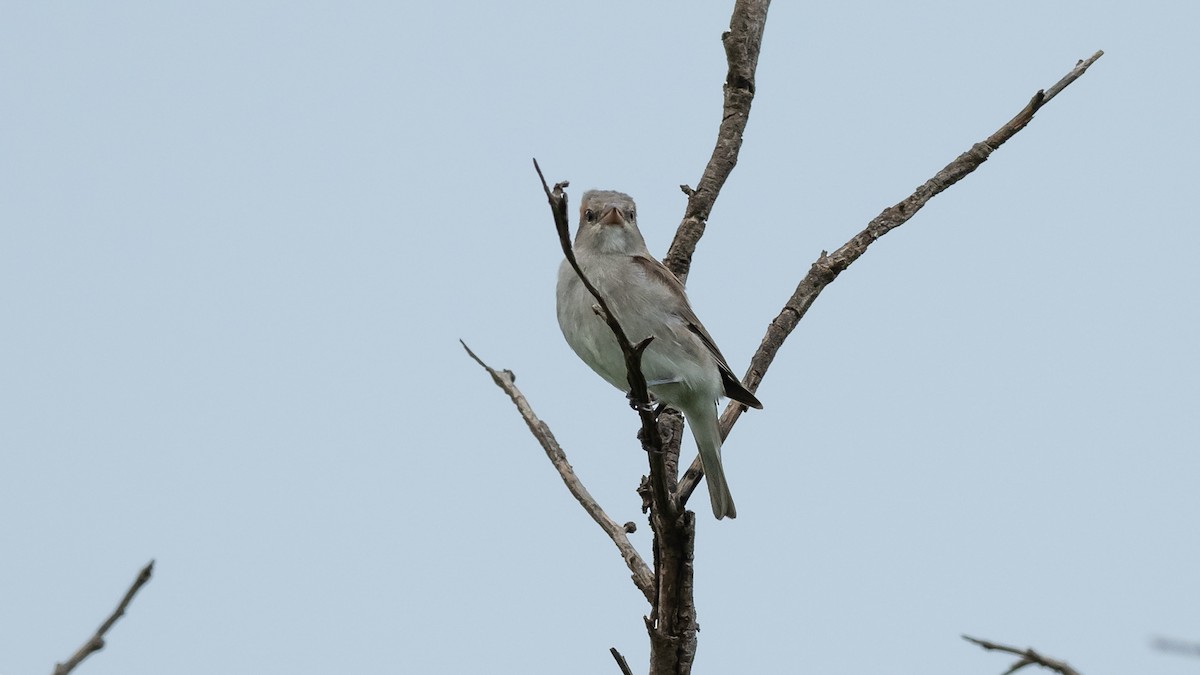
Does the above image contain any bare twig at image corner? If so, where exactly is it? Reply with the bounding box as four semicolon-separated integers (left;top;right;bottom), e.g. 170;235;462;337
53;560;155;675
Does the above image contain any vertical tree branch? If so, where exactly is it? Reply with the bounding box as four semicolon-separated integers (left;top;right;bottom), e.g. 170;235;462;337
665;0;772;282
646;511;698;675
650;3;771;673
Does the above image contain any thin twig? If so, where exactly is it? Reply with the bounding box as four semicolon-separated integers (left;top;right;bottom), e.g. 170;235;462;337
964;635;1082;675
461;340;655;601
610;647;635;675
53;560;155;675
664;0;772;283
638;5;772;669
676;50;1105;503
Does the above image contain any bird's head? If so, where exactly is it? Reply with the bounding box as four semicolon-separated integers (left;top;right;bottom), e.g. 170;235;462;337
574;190;648;254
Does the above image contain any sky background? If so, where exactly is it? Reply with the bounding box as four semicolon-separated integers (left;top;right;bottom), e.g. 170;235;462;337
3;2;1198;674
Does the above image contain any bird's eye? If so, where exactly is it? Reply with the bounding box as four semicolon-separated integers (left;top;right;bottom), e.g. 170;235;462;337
584;209;595;223
627;210;635;220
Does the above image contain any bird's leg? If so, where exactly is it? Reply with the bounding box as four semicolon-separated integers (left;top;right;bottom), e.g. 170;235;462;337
626;390;658;413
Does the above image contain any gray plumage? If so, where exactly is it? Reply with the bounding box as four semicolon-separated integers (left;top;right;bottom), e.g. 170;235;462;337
555;190;761;520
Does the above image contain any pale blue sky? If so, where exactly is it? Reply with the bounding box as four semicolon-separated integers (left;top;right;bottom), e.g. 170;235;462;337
3;2;1198;674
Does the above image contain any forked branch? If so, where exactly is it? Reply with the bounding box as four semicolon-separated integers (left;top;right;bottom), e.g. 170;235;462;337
677;50;1104;503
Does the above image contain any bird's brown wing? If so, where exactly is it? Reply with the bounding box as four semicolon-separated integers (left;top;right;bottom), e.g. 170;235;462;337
630;255;763;410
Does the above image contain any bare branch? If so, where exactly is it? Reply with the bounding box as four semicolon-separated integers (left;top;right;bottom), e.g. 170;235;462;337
53;560;154;675
964;635;1082;675
676;51;1105;503
645;511;698;674
461;340;655;601
609;647;635;675
665;0;772;282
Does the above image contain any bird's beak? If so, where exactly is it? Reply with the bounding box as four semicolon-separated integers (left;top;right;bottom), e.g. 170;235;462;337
599;206;625;226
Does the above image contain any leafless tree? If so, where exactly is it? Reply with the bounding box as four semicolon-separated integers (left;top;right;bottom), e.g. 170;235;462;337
465;2;1102;672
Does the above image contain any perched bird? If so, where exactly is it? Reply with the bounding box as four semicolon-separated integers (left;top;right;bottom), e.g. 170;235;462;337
555;190;762;519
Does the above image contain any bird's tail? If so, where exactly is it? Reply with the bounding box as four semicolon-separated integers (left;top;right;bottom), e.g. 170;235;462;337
687;402;736;519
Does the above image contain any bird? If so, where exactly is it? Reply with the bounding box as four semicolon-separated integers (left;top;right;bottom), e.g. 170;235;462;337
555;189;762;519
